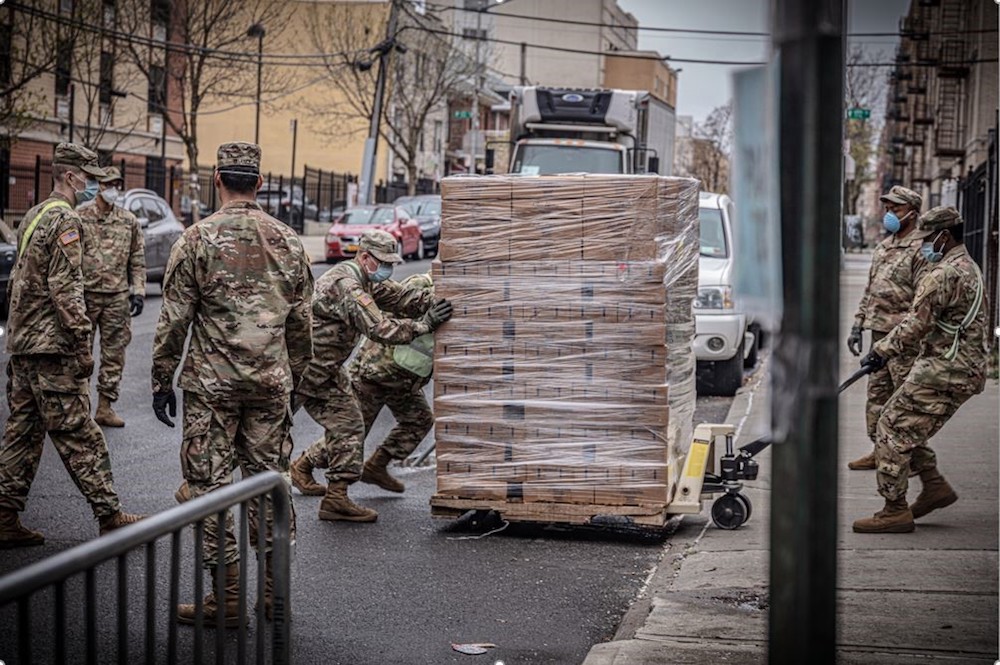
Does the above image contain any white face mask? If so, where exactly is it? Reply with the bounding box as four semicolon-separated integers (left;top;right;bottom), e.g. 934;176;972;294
99;187;119;205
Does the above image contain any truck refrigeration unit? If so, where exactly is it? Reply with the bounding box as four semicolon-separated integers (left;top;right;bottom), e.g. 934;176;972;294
488;86;675;177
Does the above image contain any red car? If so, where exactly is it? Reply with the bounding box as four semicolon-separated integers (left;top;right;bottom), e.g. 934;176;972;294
325;204;422;263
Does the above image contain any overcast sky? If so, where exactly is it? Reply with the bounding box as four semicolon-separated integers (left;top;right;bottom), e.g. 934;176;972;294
617;0;911;122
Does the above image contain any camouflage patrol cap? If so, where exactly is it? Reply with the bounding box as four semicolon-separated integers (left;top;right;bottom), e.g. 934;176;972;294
879;185;922;209
918;206;963;233
53;142;106;177
360;229;403;264
97;166;123;184
216;142;261;173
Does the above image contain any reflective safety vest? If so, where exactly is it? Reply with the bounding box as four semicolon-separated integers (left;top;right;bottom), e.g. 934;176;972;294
393;332;434;378
19;200;72;255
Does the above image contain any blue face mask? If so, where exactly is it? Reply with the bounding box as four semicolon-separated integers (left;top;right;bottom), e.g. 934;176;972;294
370;263;393;283
920;232;945;263
882;212;901;234
72;174;99;205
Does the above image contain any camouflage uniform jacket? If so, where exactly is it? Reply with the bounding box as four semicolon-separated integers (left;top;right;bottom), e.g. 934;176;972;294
151;200;314;399
350;272;434;383
297;262;433;397
77;201;146;296
6;192;91;356
853;228;931;333
873;245;989;394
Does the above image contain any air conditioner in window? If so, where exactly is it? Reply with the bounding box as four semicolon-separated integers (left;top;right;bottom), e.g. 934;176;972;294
150;114;163;135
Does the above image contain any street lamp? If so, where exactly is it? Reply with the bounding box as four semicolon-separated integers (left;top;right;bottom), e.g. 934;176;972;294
247;22;266;145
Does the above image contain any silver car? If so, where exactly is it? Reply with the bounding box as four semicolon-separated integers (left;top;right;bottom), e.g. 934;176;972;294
118;189;185;284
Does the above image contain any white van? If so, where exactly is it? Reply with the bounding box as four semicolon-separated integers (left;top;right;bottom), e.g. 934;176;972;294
694;192;758;396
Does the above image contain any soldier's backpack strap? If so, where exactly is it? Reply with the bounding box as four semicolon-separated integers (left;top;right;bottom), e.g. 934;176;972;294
19;200;72;255
935;265;984;361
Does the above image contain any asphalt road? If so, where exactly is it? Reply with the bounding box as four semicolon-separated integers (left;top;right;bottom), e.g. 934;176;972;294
0;258;735;665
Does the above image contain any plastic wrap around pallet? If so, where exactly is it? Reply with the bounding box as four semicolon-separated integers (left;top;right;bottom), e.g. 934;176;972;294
432;174;699;509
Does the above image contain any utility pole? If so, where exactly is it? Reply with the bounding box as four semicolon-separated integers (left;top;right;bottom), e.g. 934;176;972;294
248;23;266;145
520;41;527;85
290;118;298;187
469;4;484;174
768;0;843;663
358;0;400;206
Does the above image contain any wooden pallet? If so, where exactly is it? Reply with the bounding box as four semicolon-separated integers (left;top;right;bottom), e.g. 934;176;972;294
430;494;671;530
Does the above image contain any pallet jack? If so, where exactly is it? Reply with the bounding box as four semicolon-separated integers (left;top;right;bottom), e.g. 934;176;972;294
668;364;876;530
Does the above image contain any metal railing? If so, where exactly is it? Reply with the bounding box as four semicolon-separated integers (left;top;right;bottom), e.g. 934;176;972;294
0;472;292;665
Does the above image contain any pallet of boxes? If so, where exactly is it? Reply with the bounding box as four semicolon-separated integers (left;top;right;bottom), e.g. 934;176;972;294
430;174;699;531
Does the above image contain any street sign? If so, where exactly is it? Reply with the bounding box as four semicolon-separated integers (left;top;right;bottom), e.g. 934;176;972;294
453;110;472;119
846;108;870;120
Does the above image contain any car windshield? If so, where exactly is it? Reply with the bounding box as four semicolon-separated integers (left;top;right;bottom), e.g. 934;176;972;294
698;207;728;258
513;144;623;175
420;200;441;216
342;207;393;225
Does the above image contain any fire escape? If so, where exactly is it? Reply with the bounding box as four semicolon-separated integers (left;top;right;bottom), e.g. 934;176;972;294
933;1;968;163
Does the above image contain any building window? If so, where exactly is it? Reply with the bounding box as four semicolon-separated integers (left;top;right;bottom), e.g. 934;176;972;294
464;0;488;9
99;103;112;127
433;120;442;153
60;0;74;15
151;0;170;26
148;64;165;113
99;51;114;104
0;18;11;89
103;0;116;30
55;40;73;97
462;28;487;41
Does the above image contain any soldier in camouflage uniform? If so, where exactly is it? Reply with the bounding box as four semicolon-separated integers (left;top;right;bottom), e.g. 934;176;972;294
350;271;436;493
846;185;928;470
289;230;452;522
853;207;989;534
77;166;146;428
0;143;144;548
151;142;313;626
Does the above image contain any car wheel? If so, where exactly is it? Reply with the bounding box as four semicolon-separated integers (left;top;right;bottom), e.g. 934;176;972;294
696;341;744;397
396;240;405;262
416;237;425;261
744;324;760;369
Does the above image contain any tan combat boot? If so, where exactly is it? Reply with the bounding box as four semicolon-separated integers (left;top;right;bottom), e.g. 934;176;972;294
847;451;876;470
177;563;242;628
175;481;192;504
95;395;125;428
361;448;405;493
98;511;146;536
318;482;378;522
910;468;958;519
0;509;44;548
852;498;915;533
290;453;325;496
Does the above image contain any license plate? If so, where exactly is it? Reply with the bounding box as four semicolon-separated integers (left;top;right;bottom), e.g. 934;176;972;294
346;244;359;252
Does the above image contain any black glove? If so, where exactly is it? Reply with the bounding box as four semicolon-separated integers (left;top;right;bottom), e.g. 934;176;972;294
75;350;94;380
129;294;144;317
860;350;887;372
152;388;177;427
421;298;454;331
847;324;863;357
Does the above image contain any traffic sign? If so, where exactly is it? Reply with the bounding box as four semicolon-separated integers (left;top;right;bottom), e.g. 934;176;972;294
453;110;472;119
847;108;870;120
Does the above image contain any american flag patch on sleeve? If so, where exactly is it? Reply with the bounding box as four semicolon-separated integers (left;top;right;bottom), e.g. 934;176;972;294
59;229;80;245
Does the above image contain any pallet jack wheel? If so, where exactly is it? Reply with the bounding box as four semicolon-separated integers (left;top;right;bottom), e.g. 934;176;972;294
735;493;752;522
711;494;747;530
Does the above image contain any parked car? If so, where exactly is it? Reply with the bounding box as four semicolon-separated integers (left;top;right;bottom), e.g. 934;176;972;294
0;220;15;319
694;192;757;396
119;189;186;284
396;194;440;259
256;184;318;232
325;205;421;263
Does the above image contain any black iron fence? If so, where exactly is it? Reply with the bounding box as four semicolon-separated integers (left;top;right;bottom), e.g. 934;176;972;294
958;124;998;334
0;472;292;665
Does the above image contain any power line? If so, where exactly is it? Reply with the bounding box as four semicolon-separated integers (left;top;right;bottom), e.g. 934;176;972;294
422;1;998;39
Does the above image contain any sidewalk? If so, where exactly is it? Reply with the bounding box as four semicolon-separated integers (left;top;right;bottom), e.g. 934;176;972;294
584;253;999;664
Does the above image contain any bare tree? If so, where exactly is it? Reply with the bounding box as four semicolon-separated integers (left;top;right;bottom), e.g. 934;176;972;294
305;2;478;194
844;46;890;215
118;0;290;174
682;102;732;194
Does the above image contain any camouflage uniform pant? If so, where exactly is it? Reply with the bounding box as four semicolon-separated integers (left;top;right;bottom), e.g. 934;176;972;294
181;391;294;568
351;367;433;460
84;291;132;402
299;367;365;484
0;355;121;518
874;380;971;501
865;330;916;443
